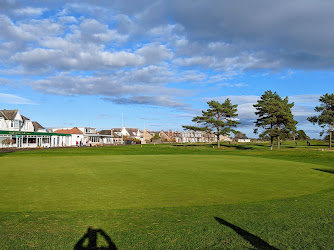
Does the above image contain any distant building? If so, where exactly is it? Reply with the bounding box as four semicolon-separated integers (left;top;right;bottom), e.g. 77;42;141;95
52;127;115;146
53;127;85;146
237;137;251;143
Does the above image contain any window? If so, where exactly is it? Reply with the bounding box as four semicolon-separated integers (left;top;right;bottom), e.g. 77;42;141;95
91;137;100;142
11;121;14;127
43;138;50;143
14;120;19;128
28;137;36;143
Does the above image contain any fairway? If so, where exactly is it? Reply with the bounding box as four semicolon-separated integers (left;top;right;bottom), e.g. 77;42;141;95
0;154;332;212
0;145;333;249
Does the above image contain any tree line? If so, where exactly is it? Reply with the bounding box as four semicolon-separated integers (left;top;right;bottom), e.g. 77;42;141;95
183;91;334;149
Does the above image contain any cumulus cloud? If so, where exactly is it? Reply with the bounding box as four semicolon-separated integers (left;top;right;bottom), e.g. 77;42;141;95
0;1;333;113
30;73;187;98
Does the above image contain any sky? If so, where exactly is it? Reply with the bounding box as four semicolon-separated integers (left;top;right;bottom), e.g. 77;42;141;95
0;0;333;138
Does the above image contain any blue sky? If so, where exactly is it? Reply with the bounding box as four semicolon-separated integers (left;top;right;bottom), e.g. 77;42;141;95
0;0;333;138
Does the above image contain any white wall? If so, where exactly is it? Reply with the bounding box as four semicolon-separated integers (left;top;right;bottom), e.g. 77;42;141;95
70;134;86;146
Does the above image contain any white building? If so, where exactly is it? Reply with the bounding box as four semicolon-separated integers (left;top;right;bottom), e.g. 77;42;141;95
0;109;71;148
52;127;115;146
237;137;251;143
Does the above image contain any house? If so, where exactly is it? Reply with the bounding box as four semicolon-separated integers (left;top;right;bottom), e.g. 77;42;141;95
52;126;115;146
32;121;47;132
0;109;71;148
0;109;34;132
98;129;120;145
181;130;203;143
166;130;182;143
159;130;171;142
111;127;143;142
142;129;153;142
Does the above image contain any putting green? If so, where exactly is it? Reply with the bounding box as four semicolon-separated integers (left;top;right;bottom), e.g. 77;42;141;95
0;154;333;212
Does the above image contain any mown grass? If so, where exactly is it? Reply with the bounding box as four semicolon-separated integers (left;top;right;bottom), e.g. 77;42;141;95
0;142;333;249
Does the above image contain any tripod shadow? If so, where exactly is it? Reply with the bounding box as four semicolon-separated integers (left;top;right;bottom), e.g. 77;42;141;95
74;227;117;250
215;217;278;250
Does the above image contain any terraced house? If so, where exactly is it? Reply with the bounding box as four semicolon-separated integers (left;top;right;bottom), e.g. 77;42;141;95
0;109;71;148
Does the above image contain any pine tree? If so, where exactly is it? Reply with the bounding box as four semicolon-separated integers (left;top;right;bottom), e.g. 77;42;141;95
307;93;334;148
183;99;240;148
253;90;297;150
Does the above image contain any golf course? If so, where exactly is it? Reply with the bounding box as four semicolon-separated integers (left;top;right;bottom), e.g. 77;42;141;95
0;142;333;249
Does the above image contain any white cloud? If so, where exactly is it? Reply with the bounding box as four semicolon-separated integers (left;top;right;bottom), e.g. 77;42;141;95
136;43;173;64
0;93;36;105
103;95;187;108
217;83;248;88
15;7;47;16
58;16;77;24
30;73;187;98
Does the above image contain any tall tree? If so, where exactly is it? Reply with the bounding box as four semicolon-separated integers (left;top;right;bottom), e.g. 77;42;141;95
307;93;334;148
253;90;297;150
296;130;309;140
183;99;240;148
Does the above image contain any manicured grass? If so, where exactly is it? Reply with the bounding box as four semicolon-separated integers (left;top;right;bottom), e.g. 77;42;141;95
0;143;333;249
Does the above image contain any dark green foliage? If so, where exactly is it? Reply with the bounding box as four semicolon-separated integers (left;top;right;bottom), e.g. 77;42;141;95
183;99;240;148
234;132;247;140
307;93;334;148
253;90;297;149
296;130;310;140
153;133;160;140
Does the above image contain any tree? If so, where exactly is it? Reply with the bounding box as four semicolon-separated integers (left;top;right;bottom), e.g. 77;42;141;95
234;132;246;140
1;138;14;147
307;93;334;148
295;130;309;140
253;90;297;150
183;99;240;148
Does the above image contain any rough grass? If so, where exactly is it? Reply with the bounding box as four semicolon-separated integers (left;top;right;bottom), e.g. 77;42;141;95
0;142;333;249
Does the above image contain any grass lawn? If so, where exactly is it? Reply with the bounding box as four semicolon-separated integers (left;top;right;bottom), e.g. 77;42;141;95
0;142;333;249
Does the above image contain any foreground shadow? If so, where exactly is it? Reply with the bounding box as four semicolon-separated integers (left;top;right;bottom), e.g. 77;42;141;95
313;168;334;175
215;217;278;250
74;227;117;250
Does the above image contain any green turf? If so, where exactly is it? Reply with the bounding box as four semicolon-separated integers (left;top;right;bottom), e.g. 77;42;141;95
0;143;333;249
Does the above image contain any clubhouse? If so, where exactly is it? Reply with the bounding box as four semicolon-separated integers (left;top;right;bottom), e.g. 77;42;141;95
0;109;71;148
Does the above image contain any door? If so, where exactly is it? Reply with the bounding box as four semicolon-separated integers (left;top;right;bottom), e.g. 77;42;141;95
17;137;22;148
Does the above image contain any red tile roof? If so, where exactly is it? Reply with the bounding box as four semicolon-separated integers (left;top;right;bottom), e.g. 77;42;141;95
53;127;83;134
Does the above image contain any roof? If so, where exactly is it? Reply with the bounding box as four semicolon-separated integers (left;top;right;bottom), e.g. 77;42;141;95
0;109;18;120
53;127;83;134
32;121;45;131
113;133;122;138
126;128;139;136
21;115;30;121
99;130;111;135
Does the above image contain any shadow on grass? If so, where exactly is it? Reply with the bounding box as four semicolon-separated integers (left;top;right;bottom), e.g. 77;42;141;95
313;168;334;175
223;144;254;150
215;217;278;250
75;227;117;250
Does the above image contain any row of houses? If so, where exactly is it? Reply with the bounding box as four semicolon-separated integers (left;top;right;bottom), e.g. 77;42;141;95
0;109;249;149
